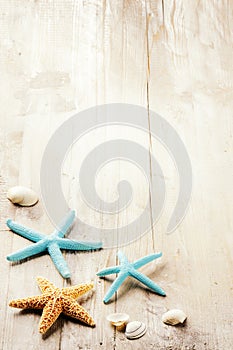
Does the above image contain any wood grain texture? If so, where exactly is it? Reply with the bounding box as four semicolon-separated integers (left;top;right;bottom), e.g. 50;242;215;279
0;0;232;349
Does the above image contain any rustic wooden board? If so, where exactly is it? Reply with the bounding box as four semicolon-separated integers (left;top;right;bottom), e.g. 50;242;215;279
0;0;232;349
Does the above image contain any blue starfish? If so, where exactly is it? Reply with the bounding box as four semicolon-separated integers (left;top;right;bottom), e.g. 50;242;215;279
6;210;102;278
97;251;166;303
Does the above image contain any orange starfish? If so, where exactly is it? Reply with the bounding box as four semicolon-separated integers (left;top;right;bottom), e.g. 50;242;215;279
9;277;95;334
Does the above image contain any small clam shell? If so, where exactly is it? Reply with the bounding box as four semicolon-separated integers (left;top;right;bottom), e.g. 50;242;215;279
106;313;129;329
162;309;187;326
7;186;38;207
125;321;147;339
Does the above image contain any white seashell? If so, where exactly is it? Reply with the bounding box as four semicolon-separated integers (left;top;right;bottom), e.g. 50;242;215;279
106;313;129;329
162;309;187;326
125;321;147;339
7;186;38;207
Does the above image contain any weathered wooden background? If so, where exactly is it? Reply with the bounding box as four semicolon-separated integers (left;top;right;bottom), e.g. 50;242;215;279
0;0;232;349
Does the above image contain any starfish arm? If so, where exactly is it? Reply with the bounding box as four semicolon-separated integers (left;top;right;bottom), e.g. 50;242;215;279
39;299;63;334
133;252;162;270
117;251;129;264
36;277;56;294
47;242;71;278
57;238;102;251
103;272;128;303
96;266;121;276
130;269;166;296
7;240;48;261
55;210;75;238
9;295;48;309
62;282;94;299
6;219;44;242
62;297;95;326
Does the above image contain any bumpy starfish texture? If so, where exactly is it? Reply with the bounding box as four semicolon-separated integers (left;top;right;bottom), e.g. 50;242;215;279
97;251;166;303
6;210;102;278
9;277;95;334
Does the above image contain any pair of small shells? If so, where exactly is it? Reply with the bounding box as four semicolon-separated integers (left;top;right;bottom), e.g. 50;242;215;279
162;309;187;326
124;310;186;339
107;313;147;340
7;186;38;207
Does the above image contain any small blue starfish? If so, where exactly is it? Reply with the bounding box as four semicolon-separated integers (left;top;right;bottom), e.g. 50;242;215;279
97;251;166;303
6;210;102;278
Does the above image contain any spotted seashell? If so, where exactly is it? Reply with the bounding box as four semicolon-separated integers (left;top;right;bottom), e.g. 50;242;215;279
125;321;147;339
106;313;129;329
162;309;187;326
7;186;38;206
